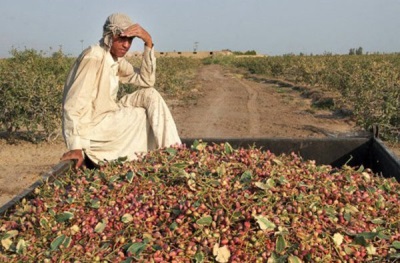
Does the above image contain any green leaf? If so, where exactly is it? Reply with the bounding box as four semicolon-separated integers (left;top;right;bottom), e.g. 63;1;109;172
172;162;189;169
165;148;177;156
126;171;135;183
272;158;283;166
50;235;66;251
344;204;359;214
217;165;226;176
172;207;182;215
90;199;100;209
356;165;364;172
371;218;385;225
62;236;71;248
267;178;276;188
240;171;252;184
126;242;147;256
169;222;178;230
353;235;368;246
343;212;352;222
224;142;233;154
121;213;134;223
392;241;400;249
357;232;379;239
53;179;64;188
2;230;19;239
254;215;276;231
117;156;128;162
377;232;390;240
55;211;74;223
95;220;107;233
278;176;288;184
152;244;162;251
276;235;286;253
196;216;212;226
232;211;242;220
192;140;207;151
108;175;119;183
16;239;27;255
194;250;205;263
255;182;269;191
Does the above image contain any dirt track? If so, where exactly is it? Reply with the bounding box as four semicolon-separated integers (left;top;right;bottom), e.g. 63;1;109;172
173;64;357;139
0;64;369;207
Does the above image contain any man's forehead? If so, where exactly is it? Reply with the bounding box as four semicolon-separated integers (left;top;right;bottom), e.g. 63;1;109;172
114;35;134;41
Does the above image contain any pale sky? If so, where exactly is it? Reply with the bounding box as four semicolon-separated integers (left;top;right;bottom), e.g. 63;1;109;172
1;0;399;58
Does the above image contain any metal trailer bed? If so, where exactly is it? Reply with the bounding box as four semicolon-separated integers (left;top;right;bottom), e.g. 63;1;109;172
1;135;399;214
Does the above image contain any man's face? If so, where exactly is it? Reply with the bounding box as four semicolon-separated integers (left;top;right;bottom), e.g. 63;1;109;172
110;35;133;58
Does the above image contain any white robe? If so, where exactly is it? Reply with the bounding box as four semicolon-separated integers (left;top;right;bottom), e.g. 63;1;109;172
62;44;181;164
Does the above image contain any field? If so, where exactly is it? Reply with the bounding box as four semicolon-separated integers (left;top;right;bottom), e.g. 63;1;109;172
0;50;400;262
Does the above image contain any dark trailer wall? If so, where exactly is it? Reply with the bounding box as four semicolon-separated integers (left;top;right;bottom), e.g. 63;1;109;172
1;135;400;215
181;136;400;181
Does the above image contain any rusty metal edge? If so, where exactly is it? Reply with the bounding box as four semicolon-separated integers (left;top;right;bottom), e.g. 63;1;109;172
0;160;73;215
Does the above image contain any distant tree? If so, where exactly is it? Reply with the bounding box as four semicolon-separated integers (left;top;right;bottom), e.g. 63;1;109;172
244;50;257;55
233;50;257;55
349;47;363;55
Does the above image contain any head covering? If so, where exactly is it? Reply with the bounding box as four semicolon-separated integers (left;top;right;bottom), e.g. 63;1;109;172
100;13;135;49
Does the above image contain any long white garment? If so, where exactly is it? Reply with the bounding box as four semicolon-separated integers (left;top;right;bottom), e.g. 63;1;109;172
85;88;181;163
62;44;181;164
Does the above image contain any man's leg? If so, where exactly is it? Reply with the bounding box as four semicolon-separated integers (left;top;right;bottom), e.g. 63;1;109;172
118;88;181;148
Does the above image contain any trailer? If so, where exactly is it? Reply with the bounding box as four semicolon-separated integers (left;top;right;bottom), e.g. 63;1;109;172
0;134;399;214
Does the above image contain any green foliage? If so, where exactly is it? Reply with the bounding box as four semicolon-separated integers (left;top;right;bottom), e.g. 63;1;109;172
155;57;201;95
233;50;257;55
215;54;400;141
349;47;364;55
0;48;74;142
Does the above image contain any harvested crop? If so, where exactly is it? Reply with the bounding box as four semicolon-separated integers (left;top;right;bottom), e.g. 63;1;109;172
0;140;399;262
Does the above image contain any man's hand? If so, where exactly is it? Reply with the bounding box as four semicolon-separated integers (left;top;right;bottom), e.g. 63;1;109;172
60;149;84;169
120;24;153;47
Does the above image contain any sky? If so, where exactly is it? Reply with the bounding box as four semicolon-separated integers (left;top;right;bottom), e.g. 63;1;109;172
1;0;400;58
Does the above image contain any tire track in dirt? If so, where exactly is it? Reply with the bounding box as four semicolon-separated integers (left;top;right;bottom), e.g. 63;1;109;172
235;77;260;135
173;65;258;138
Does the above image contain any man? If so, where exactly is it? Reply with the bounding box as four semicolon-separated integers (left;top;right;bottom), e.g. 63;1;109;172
60;13;181;168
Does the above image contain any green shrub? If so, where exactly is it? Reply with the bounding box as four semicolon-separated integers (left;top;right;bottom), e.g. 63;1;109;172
0;48;73;142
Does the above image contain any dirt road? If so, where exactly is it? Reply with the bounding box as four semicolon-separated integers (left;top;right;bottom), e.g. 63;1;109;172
0;64;364;207
173;64;356;138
